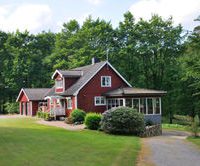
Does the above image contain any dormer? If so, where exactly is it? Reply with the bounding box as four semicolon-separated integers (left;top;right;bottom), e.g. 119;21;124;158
52;69;82;92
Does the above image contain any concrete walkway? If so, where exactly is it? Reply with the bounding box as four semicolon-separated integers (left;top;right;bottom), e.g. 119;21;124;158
137;130;200;166
37;120;85;131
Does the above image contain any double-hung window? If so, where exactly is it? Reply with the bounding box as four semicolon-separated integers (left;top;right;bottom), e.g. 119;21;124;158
56;79;63;88
94;96;106;106
67;98;72;109
101;76;111;87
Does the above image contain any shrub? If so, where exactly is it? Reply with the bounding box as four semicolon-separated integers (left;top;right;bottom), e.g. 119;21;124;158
85;113;102;130
71;109;86;123
65;117;73;124
36;110;42;118
44;112;51;121
4;102;19;114
101;107;145;136
191;115;200;137
173;115;192;125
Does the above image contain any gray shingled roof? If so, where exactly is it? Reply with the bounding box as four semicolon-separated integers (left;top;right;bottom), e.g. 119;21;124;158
23;88;51;100
104;87;167;97
46;61;107;97
58;70;83;78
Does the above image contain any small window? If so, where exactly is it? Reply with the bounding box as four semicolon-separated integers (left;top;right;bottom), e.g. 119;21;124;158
95;96;106;106
56;99;60;105
56;79;63;88
101;76;111;87
67;98;72;109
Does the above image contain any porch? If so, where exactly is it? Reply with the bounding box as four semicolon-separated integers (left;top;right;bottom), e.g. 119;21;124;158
104;87;167;124
44;96;66;117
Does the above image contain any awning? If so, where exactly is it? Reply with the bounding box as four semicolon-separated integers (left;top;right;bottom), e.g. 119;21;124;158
103;87;167;97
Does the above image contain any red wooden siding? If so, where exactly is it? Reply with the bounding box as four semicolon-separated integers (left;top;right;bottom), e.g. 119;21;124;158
65;78;78;90
66;97;76;117
77;64;129;113
32;101;38;116
18;91;29;102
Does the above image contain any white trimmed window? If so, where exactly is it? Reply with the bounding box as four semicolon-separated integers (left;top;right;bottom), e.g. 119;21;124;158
101;76;111;87
67;98;72;109
94;96;106;106
55;79;63;88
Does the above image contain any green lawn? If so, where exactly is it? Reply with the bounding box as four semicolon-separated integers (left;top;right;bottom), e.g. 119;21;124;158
162;123;190;131
0;117;140;166
187;137;200;148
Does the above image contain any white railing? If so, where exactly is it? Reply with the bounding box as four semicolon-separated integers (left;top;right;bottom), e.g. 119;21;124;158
50;108;65;116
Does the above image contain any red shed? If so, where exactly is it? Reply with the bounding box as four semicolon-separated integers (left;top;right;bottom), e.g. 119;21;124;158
16;88;50;116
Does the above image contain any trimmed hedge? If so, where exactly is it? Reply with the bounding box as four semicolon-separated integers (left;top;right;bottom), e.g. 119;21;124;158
101;107;145;136
71;109;86;123
85;113;102;130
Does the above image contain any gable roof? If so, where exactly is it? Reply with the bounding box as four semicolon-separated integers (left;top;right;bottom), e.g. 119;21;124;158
46;61;132;97
16;88;51;101
52;70;83;79
104;87;167;97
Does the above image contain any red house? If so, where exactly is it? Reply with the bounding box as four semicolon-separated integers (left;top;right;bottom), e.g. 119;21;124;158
17;59;166;124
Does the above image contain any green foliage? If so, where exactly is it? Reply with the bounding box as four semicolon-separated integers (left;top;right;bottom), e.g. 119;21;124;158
4;102;19;114
43;112;51;121
36;110;42;118
173;115;192;125
84;113;102;130
191;115;200;137
101;107;145;136
71;109;86;123
37;110;51;121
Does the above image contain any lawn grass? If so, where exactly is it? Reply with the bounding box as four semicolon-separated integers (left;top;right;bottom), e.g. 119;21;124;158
0;117;140;166
187;137;200;149
162;123;190;131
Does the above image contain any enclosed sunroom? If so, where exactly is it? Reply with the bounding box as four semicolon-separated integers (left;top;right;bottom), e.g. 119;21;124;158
104;87;166;124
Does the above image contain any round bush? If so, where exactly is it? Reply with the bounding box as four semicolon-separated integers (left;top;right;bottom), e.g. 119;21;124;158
101;107;145;135
85;113;102;130
71;109;86;123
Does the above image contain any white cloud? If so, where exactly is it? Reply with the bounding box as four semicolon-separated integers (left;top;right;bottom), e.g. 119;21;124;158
86;0;103;5
129;0;200;30
0;4;52;33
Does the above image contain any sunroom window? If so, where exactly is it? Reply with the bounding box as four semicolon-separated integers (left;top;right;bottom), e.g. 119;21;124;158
147;98;153;114
140;98;146;114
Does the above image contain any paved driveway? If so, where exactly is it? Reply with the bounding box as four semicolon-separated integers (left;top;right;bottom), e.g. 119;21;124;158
137;130;200;166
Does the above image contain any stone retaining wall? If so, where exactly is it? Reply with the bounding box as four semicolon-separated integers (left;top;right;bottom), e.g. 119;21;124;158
141;124;162;137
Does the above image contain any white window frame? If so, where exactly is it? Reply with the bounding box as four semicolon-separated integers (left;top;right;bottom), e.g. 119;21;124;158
94;96;106;106
55;79;63;88
56;99;60;105
101;76;111;87
67;98;72;109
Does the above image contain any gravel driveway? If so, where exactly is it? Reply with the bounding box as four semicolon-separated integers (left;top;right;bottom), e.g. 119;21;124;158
137;130;200;166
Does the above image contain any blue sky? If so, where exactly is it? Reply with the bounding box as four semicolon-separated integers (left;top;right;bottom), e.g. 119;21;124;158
0;0;199;33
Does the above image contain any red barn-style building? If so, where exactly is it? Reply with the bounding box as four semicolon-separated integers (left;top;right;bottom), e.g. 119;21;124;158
17;59;166;124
